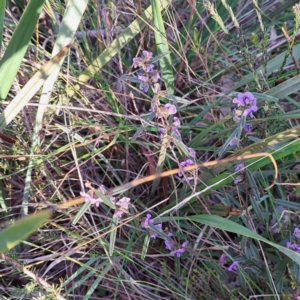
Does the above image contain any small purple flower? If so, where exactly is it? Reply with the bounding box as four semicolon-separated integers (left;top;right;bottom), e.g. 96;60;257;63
243;92;256;105
235;164;245;172
243;99;258;118
138;74;148;83
164;103;177;115
140;84;149;93
170;248;185;257
228;261;238;272
232;93;247;107
113;197;131;218
234;175;243;184
173;117;181;128
229;136;238;146
150;224;162;239
165;233;173;250
220;253;227;262
146;64;155;72
182;241;188;247
133;57;142;68
142;50;153;60
80;192;103;207
158;127;165;139
142;214;154;227
286;242;298;250
178;159;194;177
293;227;300;238
244;123;252;132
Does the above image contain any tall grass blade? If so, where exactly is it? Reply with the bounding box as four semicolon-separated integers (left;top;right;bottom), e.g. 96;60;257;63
152;0;174;94
0;0;46;99
0;210;50;252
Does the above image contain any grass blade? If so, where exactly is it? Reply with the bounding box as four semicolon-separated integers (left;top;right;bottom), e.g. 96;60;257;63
0;44;72;131
152;0;174;94
0;210;50;252
0;0;46;99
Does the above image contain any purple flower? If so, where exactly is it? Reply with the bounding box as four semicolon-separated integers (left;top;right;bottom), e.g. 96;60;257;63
171;248;185;257
232;93;247;107
165;233;173;250
142;214;154;227
178;159;194;177
113;197;131;218
235;164;245;172
173;117;181;128
133;57;142;68
220;253;227;262
142;50;153;60
150;224;162;239
286;242;298;250
138;74;148;83
140;84;149;93
244;123;252;132
228;261;238;272
80;192;103;207
293;228;300;238
243;98;258;118
229;136;238;146
146;64;155;72
164;103;177;115
234;175;243;184
158;127;165;139
233;92;256;107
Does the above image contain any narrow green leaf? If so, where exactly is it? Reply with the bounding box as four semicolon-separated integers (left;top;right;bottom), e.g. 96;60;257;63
0;44;71;131
0;210;51;252
0;0;46;99
0;0;5;55
109;217;118;256
152;0;174;94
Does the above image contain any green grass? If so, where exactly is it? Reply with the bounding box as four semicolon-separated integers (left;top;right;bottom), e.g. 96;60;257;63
1;1;300;299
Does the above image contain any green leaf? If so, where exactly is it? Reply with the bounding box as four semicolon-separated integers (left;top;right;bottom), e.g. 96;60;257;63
0;0;46;99
0;210;51;253
109;217;118;256
0;44;72;131
0;0;5;55
152;0;174;94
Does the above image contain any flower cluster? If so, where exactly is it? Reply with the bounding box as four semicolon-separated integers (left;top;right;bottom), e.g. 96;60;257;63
142;214;188;257
233;92;258;118
178;158;194;182
80;186;131;218
231;92;258;144
133;50;160;93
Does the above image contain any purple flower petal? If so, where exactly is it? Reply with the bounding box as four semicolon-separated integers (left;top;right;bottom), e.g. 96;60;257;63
244;123;253;132
142;214;154;227
293;228;300;238
170;248;185;257
173;117;181;128
235;164;245;172
229;136;238;146
133;57;142;68
142;50;153;60
138;74;148;83
146;64;155;72
232;93;246;107
220;253;227;262
164;103;177;115
228;261;238;272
